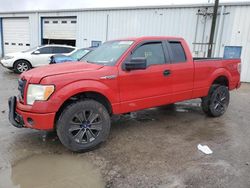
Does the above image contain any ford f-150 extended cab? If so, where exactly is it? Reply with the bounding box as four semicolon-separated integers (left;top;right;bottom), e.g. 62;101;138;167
8;36;241;152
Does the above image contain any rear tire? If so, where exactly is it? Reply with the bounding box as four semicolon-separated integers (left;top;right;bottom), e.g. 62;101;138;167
56;99;111;152
201;85;230;117
13;60;31;74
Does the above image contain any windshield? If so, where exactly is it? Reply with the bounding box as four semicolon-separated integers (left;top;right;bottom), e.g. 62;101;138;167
81;40;134;65
22;46;39;53
70;49;90;60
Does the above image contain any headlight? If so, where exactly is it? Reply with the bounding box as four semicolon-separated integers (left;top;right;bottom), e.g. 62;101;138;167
3;56;14;60
27;84;55;105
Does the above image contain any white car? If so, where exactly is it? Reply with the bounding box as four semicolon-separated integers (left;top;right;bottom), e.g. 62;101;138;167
0;45;77;74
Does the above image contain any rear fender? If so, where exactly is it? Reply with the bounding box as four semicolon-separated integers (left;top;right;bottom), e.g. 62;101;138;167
208;68;232;91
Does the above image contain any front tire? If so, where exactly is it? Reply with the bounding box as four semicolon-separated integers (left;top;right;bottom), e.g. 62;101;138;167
13;60;31;74
56;100;111;152
201;85;230;117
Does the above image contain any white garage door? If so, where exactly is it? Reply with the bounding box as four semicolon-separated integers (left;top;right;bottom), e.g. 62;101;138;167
2;18;30;54
43;18;77;40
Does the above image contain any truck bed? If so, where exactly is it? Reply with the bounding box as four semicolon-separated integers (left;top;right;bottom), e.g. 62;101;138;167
193;57;223;61
193;58;241;98
193;57;240;61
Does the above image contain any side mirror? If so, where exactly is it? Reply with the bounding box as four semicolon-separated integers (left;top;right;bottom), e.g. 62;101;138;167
33;50;40;54
125;57;147;71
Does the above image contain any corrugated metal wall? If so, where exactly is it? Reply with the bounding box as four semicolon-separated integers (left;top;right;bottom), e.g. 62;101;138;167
0;4;250;81
107;8;197;43
220;5;250;82
0;18;3;57
29;13;40;48
74;7;213;53
77;11;108;47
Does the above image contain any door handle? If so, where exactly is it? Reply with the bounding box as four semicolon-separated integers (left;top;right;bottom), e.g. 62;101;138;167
163;70;171;76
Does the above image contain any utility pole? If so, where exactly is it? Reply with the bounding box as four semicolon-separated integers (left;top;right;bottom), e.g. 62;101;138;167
207;0;219;57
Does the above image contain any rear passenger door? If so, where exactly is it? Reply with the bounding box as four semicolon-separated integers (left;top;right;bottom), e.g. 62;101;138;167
119;41;172;112
165;40;194;102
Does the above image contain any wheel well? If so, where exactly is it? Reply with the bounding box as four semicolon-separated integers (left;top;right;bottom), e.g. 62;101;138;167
55;91;112;128
212;76;229;87
13;59;32;68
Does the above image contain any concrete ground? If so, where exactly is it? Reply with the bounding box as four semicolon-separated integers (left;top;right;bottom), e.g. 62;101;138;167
0;66;250;188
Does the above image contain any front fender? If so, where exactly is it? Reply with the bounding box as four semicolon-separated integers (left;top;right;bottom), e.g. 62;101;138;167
29;80;119;113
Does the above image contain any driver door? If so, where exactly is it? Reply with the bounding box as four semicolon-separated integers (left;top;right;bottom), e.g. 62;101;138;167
118;41;173;113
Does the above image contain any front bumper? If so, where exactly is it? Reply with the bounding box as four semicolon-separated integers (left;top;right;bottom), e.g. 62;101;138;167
8;96;56;130
0;59;14;68
8;96;24;128
0;60;6;68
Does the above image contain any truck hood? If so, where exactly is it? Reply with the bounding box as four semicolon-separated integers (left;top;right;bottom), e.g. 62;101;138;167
21;62;104;83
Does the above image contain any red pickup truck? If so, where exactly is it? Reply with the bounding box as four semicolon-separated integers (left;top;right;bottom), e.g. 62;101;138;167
8;36;241;152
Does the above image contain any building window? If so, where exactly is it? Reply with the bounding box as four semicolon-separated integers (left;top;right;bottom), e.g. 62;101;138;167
62;21;67;24
53;21;58;24
223;46;242;59
71;20;77;24
91;41;102;47
44;21;49;24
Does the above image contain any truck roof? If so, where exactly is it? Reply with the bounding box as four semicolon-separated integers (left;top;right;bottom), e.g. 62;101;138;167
113;36;184;42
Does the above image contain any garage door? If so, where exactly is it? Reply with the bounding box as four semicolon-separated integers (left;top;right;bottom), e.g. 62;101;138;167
42;17;77;40
2;18;30;54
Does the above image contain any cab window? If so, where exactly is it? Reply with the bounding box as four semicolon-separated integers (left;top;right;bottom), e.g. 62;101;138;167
168;41;186;63
131;42;165;66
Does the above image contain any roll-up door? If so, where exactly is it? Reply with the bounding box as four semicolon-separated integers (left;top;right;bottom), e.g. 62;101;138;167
2;18;30;54
42;17;76;46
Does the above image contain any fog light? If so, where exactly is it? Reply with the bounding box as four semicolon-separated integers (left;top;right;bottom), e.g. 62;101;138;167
27;118;34;126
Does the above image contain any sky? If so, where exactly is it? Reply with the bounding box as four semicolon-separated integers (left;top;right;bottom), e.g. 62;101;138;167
0;0;249;12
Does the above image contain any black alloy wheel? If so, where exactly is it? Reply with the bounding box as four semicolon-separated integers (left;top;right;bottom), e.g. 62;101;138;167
57;100;111;152
201;85;230;117
68;109;103;144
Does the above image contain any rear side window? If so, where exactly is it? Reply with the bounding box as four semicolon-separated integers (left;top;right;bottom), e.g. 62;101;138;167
131;42;165;66
52;47;74;54
169;41;186;63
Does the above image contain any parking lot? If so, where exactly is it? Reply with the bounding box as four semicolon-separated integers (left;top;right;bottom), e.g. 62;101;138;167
0;66;250;188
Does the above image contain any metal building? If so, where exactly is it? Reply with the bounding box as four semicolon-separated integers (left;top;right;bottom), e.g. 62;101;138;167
0;2;250;82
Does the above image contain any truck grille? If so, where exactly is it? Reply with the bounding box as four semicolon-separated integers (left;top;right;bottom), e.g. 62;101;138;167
18;78;27;100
